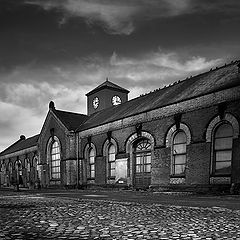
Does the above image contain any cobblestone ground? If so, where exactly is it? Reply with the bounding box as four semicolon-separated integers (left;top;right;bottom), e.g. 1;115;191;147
0;194;240;240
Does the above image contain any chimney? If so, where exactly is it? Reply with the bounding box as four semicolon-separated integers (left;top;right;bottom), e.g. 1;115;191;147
20;135;26;140
49;101;55;110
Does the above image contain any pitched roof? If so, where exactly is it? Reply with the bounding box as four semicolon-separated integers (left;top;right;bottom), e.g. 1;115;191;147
0;134;39;157
53;109;88;131
86;79;129;96
78;61;240;131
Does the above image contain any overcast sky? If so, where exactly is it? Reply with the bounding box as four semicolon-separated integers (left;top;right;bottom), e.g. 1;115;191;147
0;0;240;151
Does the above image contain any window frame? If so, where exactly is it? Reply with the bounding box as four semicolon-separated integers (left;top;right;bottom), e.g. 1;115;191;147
108;144;116;179
171;130;187;177
211;122;233;176
88;148;95;179
50;140;61;180
134;139;152;174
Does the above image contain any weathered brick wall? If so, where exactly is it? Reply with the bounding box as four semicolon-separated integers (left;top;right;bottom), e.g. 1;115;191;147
95;156;106;185
186;143;211;185
151;148;171;186
232;138;240;184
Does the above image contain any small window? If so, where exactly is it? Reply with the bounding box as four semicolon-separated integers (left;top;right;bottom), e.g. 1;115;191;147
108;144;116;178
172;131;187;176
51;141;61;179
89;148;95;178
213;123;233;175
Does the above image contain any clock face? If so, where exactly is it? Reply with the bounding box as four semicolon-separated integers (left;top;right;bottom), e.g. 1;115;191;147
112;95;122;106
92;97;99;109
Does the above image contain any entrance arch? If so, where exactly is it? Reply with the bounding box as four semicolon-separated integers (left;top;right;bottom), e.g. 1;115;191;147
126;131;155;189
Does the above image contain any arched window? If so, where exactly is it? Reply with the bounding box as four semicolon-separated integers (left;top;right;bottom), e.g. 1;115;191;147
51;141;61;179
89;148;95;179
15;160;23;176
8;162;12;174
172;131;187;176
135;139;151;174
212;123;233;175
108;144;116;178
25;159;31;172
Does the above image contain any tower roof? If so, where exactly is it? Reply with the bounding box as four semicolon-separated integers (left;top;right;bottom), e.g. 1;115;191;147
86;79;129;96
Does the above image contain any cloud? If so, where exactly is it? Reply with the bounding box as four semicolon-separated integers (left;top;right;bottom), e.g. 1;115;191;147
24;0;240;35
0;101;44;151
0;48;223;151
25;0;191;35
109;50;222;85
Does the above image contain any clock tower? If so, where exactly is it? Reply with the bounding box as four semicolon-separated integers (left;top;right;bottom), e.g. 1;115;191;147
86;78;129;115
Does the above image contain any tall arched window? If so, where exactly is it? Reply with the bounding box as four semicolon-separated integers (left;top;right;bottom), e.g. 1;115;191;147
108;144;116;178
172;131;187;176
89;148;95;179
51;141;61;179
8;162;12;174
213;123;233;175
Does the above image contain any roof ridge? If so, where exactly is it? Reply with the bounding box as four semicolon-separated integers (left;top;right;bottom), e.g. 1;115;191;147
0;134;39;156
54;109;87;116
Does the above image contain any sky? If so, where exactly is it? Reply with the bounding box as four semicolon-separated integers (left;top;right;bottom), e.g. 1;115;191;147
0;0;240;151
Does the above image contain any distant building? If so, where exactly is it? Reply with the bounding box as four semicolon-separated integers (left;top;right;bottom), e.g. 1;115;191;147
0;61;240;192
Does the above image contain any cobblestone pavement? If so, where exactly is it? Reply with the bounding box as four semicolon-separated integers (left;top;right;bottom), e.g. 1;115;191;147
0;193;240;240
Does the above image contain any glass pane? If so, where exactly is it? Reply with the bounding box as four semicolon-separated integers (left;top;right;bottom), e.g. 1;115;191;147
145;154;151;164
89;149;94;157
173;144;186;154
109;153;115;162
174;155;186;164
216;151;232;162
109;145;115;154
174;164;185;175
56;154;60;159
174;132;186;144
110;169;115;177
215;123;233;138
90;170;95;178
136;165;141;173
110;162;115;170
215;161;231;174
136;156;141;164
145;164;151;172
215;138;232;150
89;156;95;164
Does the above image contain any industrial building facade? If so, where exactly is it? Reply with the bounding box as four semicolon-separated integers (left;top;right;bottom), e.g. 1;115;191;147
0;61;240;192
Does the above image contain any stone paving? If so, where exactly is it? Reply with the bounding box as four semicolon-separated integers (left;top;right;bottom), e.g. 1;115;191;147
0;194;240;240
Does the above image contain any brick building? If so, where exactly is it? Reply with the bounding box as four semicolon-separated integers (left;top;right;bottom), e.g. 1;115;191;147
1;61;240;192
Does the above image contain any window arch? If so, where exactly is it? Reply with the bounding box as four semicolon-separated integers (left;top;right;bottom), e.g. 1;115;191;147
108;144;116;178
172;131;187;176
212;122;233;175
50;141;61;179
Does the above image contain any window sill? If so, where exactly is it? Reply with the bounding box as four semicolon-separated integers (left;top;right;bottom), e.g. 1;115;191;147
87;178;95;180
210;174;231;177
170;175;185;178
